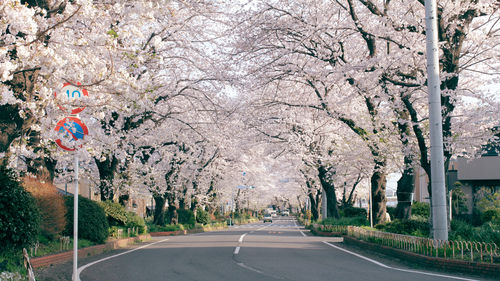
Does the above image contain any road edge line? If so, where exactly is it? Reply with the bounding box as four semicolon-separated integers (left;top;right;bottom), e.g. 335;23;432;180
293;219;307;237
77;238;169;281
322;241;479;281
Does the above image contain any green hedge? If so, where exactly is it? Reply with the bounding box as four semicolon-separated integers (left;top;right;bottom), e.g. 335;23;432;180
63;196;109;244
341;207;367;218
0;166;40;254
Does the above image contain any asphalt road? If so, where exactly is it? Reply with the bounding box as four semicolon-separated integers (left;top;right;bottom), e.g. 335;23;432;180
75;217;490;281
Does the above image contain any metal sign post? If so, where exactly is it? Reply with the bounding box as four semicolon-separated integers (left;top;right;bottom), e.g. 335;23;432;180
54;82;89;281
73;155;79;281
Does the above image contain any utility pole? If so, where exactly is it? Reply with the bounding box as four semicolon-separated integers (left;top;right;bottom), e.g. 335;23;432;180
425;0;448;240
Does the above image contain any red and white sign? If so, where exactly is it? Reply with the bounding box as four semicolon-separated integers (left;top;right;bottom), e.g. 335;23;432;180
54;82;89;115
54;117;88;151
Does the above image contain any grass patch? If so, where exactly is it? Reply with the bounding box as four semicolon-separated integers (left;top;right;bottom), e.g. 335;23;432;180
30;237;96;257
0;250;27;277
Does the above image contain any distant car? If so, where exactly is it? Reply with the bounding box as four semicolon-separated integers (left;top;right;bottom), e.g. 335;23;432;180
282;210;289;216
263;214;272;223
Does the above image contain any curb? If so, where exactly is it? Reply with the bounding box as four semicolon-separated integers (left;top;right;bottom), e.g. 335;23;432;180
342;236;500;277
30;234;151;268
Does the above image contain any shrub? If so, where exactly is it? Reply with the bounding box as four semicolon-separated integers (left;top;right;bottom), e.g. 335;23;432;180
125;211;146;234
341;206;367;218
321;216;368;226
63;196;109;244
196;208;210;225
23;177;66;241
411;202;430;218
480;208;500;224
146;223;184;232
177;209;196;225
0;166;40;253
376;219;430;237
450;220;500;244
99;200;128;226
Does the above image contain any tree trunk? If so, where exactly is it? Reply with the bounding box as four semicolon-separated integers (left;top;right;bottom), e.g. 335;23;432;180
318;166;340;219
297;195;304;214
95;155;118;201
153;195;166;225
371;167;387;224
395;163;414;220
308;192;320;221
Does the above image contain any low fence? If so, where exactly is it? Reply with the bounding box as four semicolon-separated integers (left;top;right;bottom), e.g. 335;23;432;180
346;226;499;264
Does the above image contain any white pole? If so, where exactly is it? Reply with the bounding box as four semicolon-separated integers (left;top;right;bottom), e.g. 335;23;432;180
425;0;448;241
73;155;79;281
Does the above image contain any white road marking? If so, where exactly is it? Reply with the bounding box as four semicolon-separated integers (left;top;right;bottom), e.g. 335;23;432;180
322;241;479;281
238;233;247;243
234;246;240;255
293;220;307;237
236;262;263;274
77;238;169;281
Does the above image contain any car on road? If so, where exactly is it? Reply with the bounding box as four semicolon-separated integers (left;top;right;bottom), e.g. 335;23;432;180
282;210;289;216
263;213;272;223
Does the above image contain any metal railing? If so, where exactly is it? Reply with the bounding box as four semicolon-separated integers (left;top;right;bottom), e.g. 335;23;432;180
347;226;499;264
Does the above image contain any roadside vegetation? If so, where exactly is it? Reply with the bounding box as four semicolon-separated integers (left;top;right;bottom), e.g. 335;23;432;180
302;199;500;246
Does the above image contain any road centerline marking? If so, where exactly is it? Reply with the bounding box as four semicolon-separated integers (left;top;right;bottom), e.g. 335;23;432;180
236;262;263;274
322;241;479;281
238;233;247;243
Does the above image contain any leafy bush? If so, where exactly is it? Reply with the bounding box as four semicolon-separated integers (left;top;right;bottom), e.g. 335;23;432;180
480;208;500;224
23;177;66;241
196;208;210;225
63;196;109;244
0;166;40;253
125;211;146;234
411;202;430;218
321;216;368;226
450;220;500;244
99;200;128;226
98;200;146;234
341;207;367;218
375;219;430;237
146;223;184;232
177;209;196;225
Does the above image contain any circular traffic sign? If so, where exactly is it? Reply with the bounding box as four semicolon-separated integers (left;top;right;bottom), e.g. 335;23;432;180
54;117;89;151
54;82;89;114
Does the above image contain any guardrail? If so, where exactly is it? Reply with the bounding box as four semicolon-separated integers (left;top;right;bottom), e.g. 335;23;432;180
347;226;499;264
